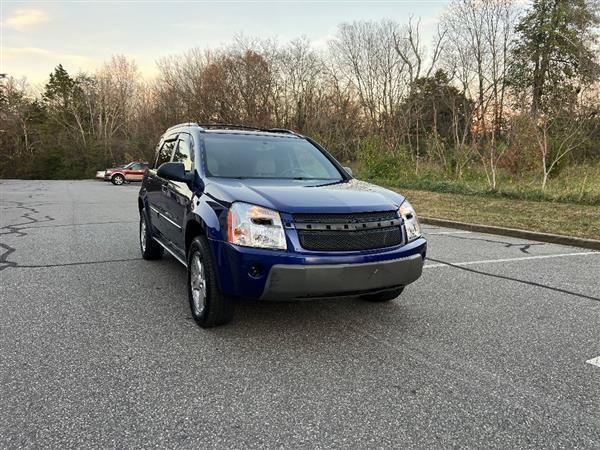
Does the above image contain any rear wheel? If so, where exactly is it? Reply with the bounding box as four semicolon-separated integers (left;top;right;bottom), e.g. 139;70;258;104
112;174;125;185
187;236;233;327
140;210;163;260
361;287;404;302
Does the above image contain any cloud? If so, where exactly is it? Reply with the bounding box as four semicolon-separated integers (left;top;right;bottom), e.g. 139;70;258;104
420;15;440;28
4;47;158;83
310;35;335;50
4;47;98;71
310;26;338;50
4;9;50;31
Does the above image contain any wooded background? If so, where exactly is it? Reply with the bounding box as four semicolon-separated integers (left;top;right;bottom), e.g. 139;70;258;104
1;0;598;203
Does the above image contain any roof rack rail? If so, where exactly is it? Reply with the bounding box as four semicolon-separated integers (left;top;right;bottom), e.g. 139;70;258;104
197;123;263;131
196;123;300;136
263;127;296;135
165;122;198;133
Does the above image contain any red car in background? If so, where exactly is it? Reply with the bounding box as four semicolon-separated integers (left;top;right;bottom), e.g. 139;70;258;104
96;161;149;185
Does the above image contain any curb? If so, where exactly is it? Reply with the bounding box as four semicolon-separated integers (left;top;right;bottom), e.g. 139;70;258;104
420;217;600;251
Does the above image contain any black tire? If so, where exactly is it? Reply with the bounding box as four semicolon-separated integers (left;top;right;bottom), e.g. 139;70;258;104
111;174;125;185
361;287;404;302
187;236;234;327
139;209;163;260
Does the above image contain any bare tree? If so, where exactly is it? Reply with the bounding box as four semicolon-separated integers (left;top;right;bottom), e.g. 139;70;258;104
275;37;325;131
93;56;141;162
442;0;518;189
393;16;447;168
0;77;40;161
393;15;446;87
534;113;590;189
329;20;403;127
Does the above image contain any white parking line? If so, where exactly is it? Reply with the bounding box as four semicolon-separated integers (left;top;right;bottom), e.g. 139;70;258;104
424;251;599;269
425;230;472;235
586;356;600;368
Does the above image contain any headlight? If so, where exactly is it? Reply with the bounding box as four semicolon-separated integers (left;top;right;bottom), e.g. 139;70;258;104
399;200;421;242
227;202;287;250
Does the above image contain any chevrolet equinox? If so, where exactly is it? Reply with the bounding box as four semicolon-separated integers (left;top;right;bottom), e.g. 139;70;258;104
138;123;427;327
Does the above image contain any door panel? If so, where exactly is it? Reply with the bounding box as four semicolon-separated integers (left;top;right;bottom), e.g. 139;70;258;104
162;134;194;250
147;139;176;238
162;181;190;249
145;170;164;234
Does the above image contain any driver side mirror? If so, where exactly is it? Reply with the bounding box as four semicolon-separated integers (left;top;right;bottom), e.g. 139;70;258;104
343;166;353;177
157;162;194;184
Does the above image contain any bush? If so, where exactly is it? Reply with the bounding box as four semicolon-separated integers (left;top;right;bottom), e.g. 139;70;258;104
358;136;411;179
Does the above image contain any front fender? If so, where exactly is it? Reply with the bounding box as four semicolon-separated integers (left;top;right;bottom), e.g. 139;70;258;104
186;194;228;241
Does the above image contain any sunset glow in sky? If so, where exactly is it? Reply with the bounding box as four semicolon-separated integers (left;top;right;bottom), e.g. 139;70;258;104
2;1;448;86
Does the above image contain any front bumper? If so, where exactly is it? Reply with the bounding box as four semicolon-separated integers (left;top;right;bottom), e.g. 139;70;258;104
211;237;427;300
260;253;422;300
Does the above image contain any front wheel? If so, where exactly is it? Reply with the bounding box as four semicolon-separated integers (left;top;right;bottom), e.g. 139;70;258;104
187;236;234;327
361;287;404;302
111;174;125;185
140;210;163;260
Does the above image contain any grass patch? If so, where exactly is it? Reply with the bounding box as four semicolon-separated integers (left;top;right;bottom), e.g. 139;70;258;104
351;156;600;206
393;188;600;240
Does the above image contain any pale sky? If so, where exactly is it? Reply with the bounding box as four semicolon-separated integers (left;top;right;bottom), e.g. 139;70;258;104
2;0;450;87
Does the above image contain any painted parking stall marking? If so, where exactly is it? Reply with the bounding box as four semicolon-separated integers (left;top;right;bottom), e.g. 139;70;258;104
426;231;472;235
586;357;600;368
423;251;599;269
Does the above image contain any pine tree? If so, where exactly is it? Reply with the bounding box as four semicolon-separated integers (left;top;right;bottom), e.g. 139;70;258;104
43;64;76;108
509;0;599;115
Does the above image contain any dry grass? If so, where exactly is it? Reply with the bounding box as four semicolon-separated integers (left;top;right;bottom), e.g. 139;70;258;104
394;188;600;240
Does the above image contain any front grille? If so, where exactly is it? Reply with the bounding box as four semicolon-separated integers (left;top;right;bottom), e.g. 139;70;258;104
298;227;403;251
294;210;403;251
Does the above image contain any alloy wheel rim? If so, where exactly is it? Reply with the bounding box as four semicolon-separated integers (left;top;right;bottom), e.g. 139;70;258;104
190;253;206;317
140;218;147;252
115;176;123;184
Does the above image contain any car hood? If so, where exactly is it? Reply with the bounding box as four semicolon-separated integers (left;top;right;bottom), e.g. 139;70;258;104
204;178;405;214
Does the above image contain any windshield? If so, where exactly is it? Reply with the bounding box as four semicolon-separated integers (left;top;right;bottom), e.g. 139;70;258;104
203;134;343;181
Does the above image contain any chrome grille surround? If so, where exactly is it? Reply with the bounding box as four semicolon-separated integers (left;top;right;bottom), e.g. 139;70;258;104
293;210;404;251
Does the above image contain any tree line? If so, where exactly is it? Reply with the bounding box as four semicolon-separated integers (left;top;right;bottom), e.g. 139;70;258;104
1;0;598;192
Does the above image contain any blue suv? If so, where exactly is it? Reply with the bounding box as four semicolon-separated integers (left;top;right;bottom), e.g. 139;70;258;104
138;123;427;327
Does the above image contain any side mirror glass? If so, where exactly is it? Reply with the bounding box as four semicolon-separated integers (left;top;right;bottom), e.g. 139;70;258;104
157;162;193;183
343;166;353;177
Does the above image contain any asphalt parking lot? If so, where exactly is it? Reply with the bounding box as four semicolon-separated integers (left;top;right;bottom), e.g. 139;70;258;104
1;179;599;448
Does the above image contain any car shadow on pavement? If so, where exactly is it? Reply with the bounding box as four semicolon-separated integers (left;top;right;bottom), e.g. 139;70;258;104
155;253;413;344
227;296;410;338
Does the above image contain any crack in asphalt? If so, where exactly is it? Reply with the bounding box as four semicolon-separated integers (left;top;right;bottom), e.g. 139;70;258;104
1;200;141;270
7;220;138;231
427;257;600;302
0;201;55;272
436;233;545;254
14;257;144;269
